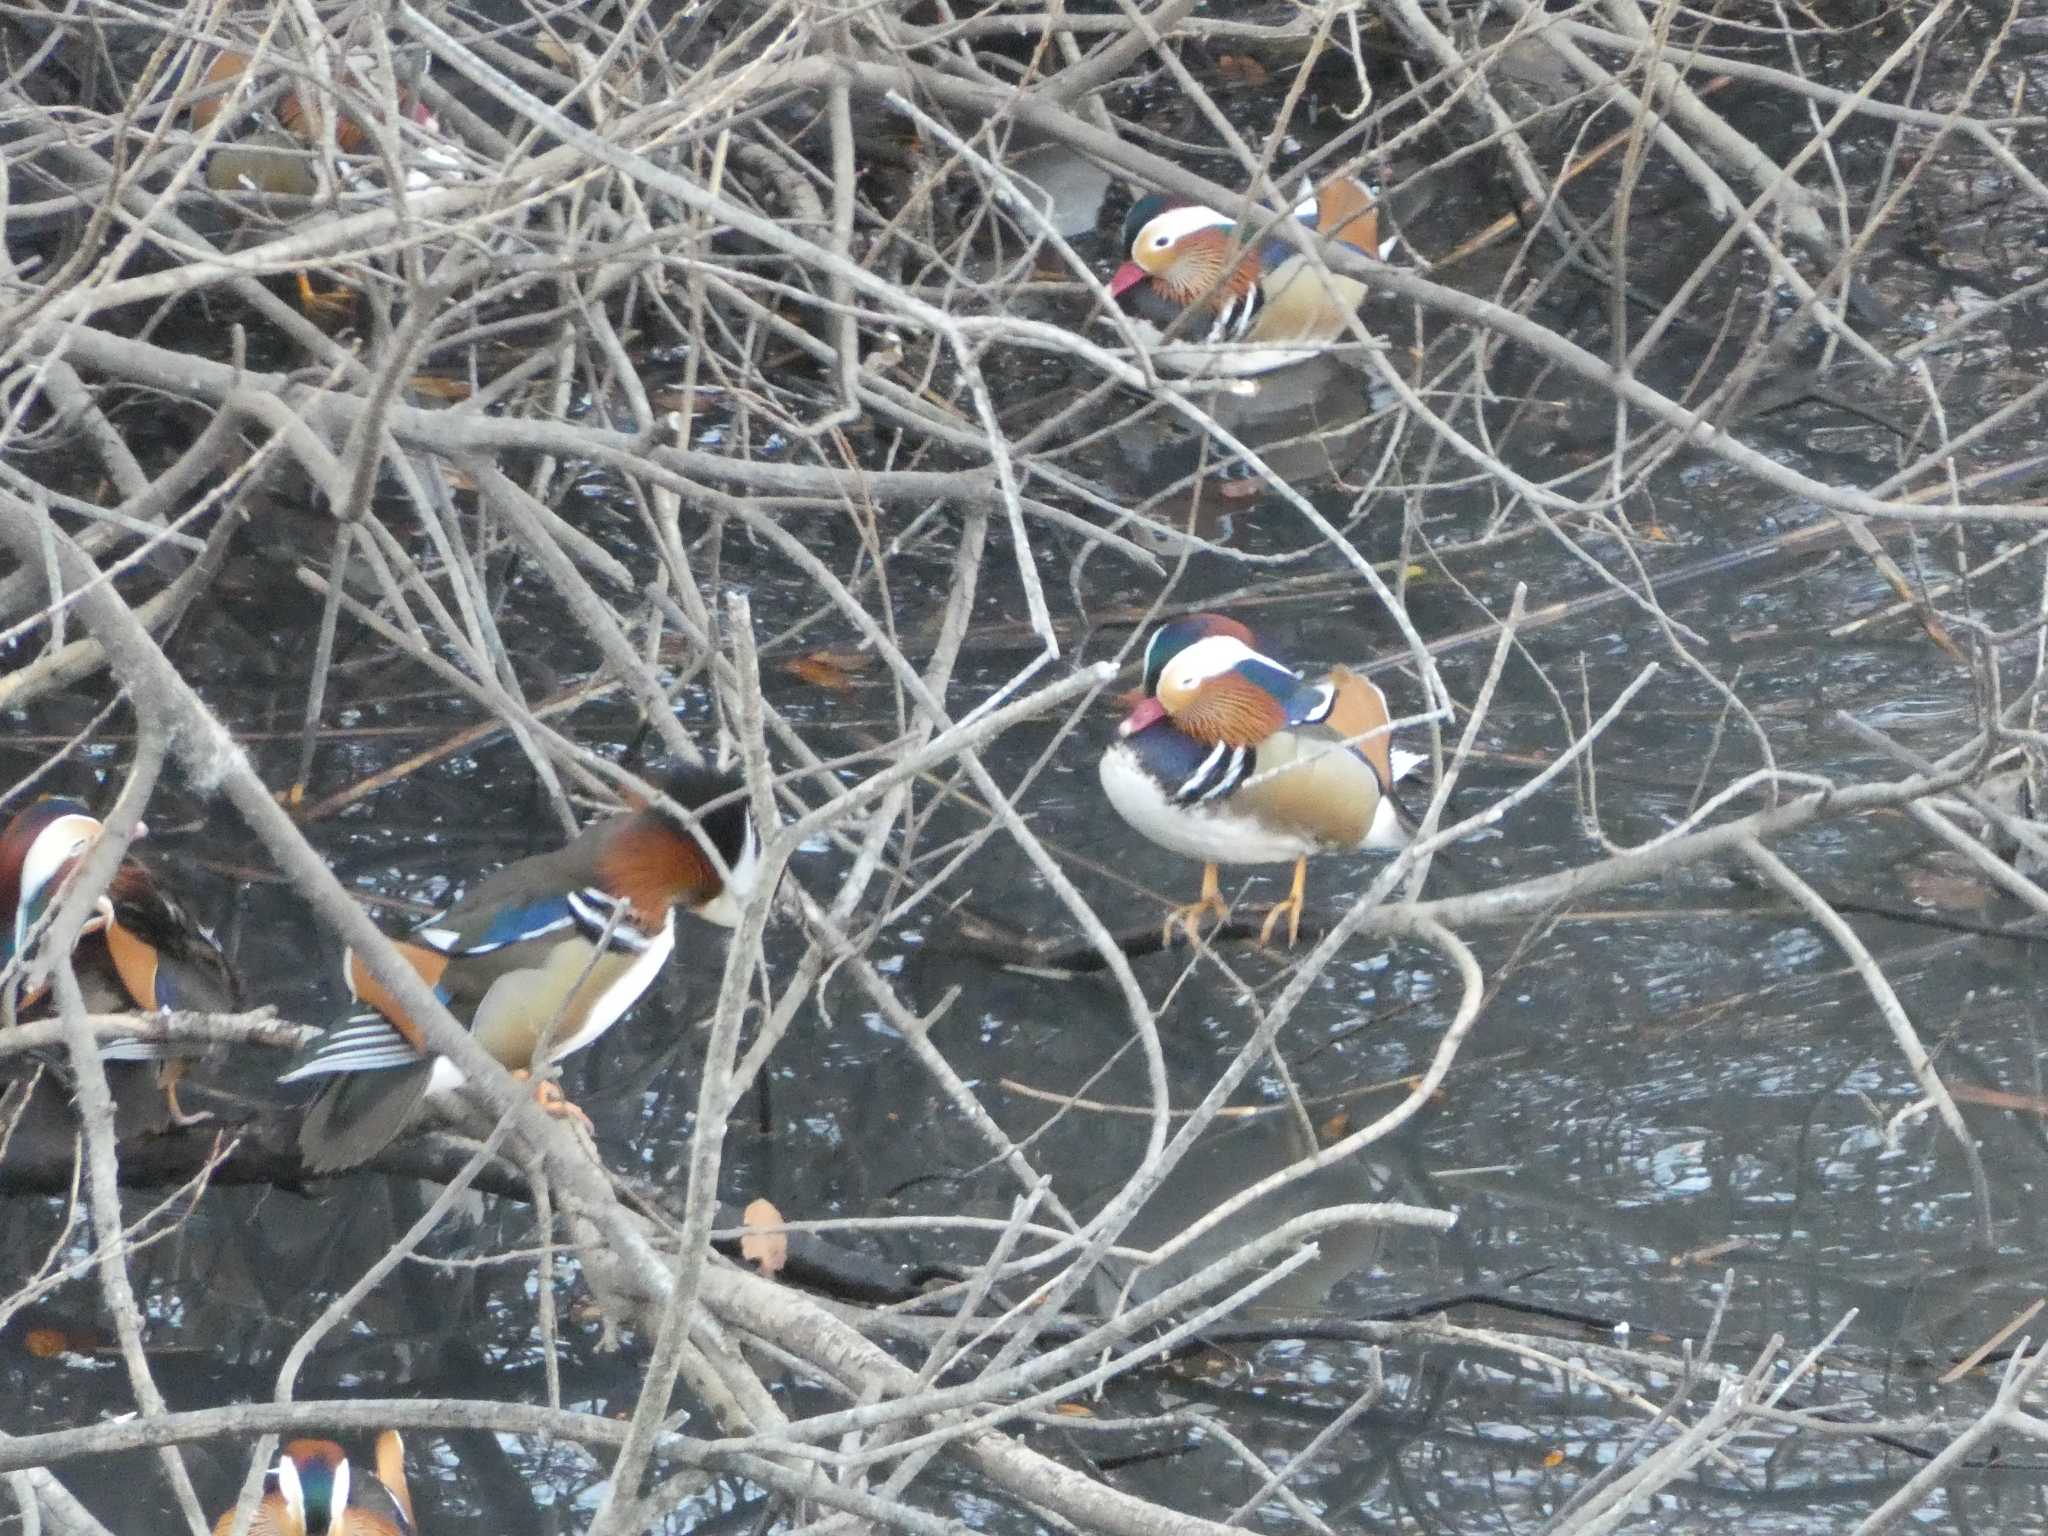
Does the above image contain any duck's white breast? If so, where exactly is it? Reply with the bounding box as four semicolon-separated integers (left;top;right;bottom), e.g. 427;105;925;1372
1100;745;1315;864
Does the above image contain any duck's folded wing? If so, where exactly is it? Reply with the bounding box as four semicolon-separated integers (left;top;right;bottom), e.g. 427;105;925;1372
414;890;580;956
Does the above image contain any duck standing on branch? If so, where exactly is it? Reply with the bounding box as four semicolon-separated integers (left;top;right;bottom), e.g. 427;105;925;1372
281;766;762;1173
211;1431;415;1536
1099;615;1420;947
1108;174;1399;377
0;798;241;1130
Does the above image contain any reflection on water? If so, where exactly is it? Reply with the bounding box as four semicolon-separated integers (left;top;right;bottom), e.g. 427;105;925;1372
1094;355;1396;552
11;553;2047;1530
9;65;2048;1536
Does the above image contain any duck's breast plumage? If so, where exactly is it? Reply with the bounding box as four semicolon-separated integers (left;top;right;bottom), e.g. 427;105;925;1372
464;915;675;1070
1100;724;1318;865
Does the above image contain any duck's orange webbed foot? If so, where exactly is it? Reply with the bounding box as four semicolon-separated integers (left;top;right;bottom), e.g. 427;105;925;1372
159;1068;213;1129
296;269;356;320
511;1069;594;1134
1256;857;1309;950
1256;895;1303;949
1163;863;1231;948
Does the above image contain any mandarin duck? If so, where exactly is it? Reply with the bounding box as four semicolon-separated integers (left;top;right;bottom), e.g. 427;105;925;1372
1099;615;1422;947
1108;174;1399;377
212;1431;414;1536
191;46;458;317
0;798;241;1129
281;766;761;1172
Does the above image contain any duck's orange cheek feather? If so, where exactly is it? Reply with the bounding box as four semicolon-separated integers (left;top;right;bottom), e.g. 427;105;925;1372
1164;674;1287;747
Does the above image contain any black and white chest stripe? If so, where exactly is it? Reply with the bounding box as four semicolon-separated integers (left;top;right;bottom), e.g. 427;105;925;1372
564;888;661;952
1208;280;1265;344
1168;682;1339;806
1171;743;1255;805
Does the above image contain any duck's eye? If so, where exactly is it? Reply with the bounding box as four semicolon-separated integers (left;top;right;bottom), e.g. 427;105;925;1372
1151;234;1172;250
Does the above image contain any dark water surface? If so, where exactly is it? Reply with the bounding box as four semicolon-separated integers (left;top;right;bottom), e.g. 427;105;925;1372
9;18;2048;1536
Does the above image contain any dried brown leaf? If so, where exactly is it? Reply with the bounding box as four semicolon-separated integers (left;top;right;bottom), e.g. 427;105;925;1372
407;375;473;401
535;34;580;71
784;649;872;693
1950;1082;2048;1117
1903;869;1993;911
24;1328;68;1359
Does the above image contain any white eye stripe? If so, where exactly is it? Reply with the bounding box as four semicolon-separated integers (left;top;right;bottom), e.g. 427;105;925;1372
329;1459;349;1536
19;815;102;920
1136;203;1232;250
274;1455;305;1527
1164;634;1258;690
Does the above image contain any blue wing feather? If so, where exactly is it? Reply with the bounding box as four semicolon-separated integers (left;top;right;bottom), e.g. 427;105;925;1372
1254;233;1299;272
418;895;577;955
1244;193;1318;271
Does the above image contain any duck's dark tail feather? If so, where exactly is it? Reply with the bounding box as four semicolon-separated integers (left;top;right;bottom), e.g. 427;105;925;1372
296;1063;434;1174
1383;781;1486;895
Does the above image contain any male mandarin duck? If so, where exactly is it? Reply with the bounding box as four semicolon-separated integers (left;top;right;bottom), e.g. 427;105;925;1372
282;765;761;1172
1108;173;1399;376
0;798;241;1128
212;1431;414;1536
190;46;458;316
1099;614;1422;947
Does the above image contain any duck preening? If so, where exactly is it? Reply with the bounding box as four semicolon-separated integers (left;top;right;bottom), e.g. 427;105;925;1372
1108;174;1399;377
0;797;240;1131
211;1431;414;1536
1099;614;1421;947
281;766;762;1173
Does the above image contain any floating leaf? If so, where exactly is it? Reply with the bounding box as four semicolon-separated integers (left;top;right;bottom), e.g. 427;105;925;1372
784;649;872;693
1903;869;1993;911
407;375;472;401
24;1328;69;1359
1951;1082;2048;1117
535;34;585;72
741;1198;788;1276
1052;1401;1095;1418
1216;54;1269;86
